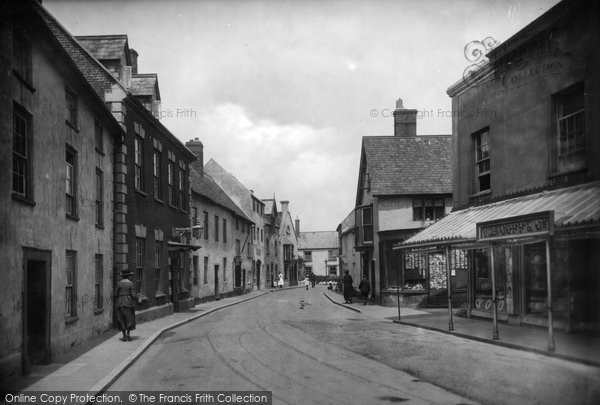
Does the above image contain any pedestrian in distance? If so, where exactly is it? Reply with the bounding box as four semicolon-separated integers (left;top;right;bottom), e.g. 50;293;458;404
114;269;140;342
278;273;284;288
358;276;371;305
342;270;354;304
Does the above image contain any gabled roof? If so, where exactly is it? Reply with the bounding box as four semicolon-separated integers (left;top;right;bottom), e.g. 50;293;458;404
360;135;453;197
339;209;356;235
131;74;161;100
33;3;128;100
75;35;129;62
298;231;339;250
204;159;255;219
262;199;278;216
190;168;252;223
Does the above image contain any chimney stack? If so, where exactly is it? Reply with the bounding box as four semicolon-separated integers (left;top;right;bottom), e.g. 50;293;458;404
295;218;300;237
185;138;204;177
130;49;139;75
393;98;417;137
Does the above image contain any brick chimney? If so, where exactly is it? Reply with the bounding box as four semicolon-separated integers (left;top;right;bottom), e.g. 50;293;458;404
280;200;289;213
295;218;300;237
185;138;203;177
393;98;417;137
130;48;139;75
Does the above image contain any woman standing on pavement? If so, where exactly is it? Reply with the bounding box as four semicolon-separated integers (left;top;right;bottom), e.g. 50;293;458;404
278;273;284;288
115;269;139;342
342;270;354;304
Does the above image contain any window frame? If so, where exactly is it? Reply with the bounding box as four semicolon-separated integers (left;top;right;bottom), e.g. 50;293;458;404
65;250;77;319
552;82;586;174
65;88;78;130
94;254;103;311
155;240;162;293
66;145;78;219
12;103;34;204
136;238;145;294
473;127;491;194
153;149;162;200
13;29;33;87
95;168;104;227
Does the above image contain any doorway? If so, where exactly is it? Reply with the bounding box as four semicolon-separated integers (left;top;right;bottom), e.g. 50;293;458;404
22;248;51;375
214;265;219;297
256;260;261;290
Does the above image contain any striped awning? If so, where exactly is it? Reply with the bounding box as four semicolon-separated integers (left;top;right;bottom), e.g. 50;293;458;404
398;181;600;249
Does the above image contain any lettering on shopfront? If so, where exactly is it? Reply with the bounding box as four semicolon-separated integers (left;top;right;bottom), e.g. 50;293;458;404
477;212;554;241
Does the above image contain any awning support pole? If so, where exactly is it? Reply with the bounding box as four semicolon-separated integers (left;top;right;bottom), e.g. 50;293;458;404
445;246;454;331
397;251;402;322
490;246;499;340
546;238;555;351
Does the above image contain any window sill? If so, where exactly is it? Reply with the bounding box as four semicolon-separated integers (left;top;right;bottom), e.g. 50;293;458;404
95;224;105;230
65;120;80;133
13;70;35;93
549;166;587;178
66;213;80;222
134;189;148;197
155;293;166;299
470;190;491;198
154;197;165;204
169;204;178;210
65;316;79;325
95;147;105;156
12;193;36;207
94;308;104;315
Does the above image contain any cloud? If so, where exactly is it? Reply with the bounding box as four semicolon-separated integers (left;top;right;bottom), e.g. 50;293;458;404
192;103;357;230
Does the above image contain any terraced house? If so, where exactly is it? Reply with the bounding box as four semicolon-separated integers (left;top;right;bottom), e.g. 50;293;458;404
186;138;255;300
0;0;124;378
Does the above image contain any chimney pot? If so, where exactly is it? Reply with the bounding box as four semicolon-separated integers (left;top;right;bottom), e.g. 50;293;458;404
393;98;417;137
185;139;204;177
130;49;139;75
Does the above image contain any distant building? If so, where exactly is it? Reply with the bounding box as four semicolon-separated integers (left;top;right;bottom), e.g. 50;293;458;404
186;139;255;300
337;209;359;282
204;159;267;290
71;33;197;314
262;198;281;287
298;230;340;278
400;0;600;335
0;0;124;377
353;99;453;306
276;201;299;286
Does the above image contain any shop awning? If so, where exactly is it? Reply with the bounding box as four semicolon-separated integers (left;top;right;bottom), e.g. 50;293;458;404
167;241;201;252
397;181;600;249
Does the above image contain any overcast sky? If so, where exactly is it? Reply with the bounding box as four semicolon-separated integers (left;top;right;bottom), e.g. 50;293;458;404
47;0;559;232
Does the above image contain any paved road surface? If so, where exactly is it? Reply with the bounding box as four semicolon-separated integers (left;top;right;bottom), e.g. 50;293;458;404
110;287;600;404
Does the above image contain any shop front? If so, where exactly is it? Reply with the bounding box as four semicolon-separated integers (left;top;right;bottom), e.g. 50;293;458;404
398;182;600;347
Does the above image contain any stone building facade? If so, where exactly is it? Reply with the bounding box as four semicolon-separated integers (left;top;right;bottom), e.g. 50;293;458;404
0;0;124;377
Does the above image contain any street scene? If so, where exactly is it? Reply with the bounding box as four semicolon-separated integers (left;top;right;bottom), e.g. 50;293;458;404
1;0;600;404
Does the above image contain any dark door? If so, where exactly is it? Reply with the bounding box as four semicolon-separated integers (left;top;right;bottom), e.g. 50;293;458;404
22;249;51;375
214;265;219;297
256;261;261;290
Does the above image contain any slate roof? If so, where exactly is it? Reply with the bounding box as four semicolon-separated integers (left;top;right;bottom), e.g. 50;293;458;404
362;135;453;196
33;3;127;100
75;35;129;61
339;209;355;235
131;74;161;100
190;168;252;223
298;231;339;250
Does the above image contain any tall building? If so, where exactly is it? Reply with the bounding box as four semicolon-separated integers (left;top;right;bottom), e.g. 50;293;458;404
353;99;453;306
0;0;124;377
400;0;600;335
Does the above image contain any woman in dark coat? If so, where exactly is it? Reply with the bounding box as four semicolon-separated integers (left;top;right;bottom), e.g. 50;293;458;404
115;270;139;341
358;276;371;305
342;270;354;304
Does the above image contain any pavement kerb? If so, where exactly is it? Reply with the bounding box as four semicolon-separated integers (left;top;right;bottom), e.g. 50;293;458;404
322;290;600;368
90;291;271;396
322;291;361;313
392;320;600;368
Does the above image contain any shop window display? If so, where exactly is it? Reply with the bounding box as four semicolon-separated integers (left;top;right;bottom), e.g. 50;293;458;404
428;253;447;289
524;243;547;315
473;247;512;313
403;252;426;289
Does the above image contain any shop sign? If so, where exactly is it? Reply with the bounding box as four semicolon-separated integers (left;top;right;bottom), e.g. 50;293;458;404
477;211;554;242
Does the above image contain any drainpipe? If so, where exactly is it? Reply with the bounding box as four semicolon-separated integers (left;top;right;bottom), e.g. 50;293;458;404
446;245;454;331
490;245;499;340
